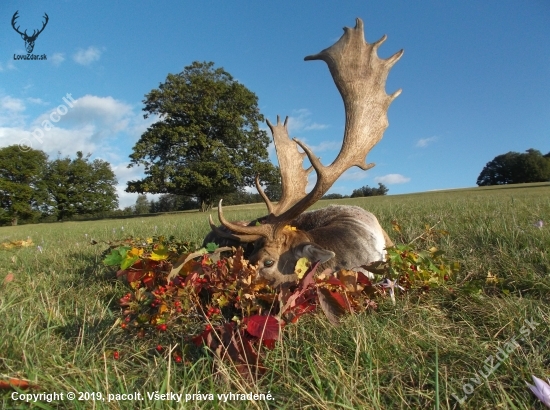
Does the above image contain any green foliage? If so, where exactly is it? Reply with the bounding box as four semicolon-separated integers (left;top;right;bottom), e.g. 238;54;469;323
477;148;550;186
322;193;349;200
134;194;150;214
126;61;278;208
44;151;118;221
0;145;49;225
350;182;388;198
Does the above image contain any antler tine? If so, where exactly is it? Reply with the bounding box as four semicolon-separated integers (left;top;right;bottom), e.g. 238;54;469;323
264;115;311;218
254;174;274;215
208;214;261;243
216;199;272;239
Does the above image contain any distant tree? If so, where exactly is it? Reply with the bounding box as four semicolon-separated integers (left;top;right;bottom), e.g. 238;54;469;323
350;183;389;198
45;151;119;220
262;166;282;202
134;194;150;214
126;61;277;210
477;149;550;186
0;145;49;225
322;193;346;200
149;194;198;213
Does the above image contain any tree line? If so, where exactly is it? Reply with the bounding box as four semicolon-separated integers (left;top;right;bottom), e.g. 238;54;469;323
0;147;118;225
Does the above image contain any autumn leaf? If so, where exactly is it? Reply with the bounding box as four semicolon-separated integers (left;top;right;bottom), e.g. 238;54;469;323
121;247;143;270
0;378;38;390
245;315;282;340
294;257;310;279
150;244;169;261
3;272;14;285
317;287;350;326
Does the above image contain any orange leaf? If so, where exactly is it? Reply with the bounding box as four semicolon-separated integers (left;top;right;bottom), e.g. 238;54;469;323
0;378;38;390
3;273;14;284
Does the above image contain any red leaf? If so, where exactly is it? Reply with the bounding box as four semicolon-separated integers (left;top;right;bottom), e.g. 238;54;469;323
356;271;372;286
142;275;155;290
298;261;321;289
289;303;316;323
245;315;281;340
324;276;346;288
317;287;350;326
126;270;145;283
192;327;213;347
261;339;276;350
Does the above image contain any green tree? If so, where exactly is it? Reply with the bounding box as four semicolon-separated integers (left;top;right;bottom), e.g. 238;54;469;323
126;61;277;210
477;149;550;186
134;194;150;214
45;151;119;220
350;183;389;198
0;145;49;225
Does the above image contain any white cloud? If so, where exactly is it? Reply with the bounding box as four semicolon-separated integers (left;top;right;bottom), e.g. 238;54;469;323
307;140;340;152
340;169;369;181
110;162;164;209
73;46;102;65
0;59;16;72
27;97;46;105
0;96;26;127
0;93;148;159
1;96;25;112
416;136;438;147
51;53;65;66
287;108;329;134
375;174;411;185
304;122;329;131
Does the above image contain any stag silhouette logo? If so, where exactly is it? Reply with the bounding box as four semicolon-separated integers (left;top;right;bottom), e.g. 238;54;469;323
11;11;49;53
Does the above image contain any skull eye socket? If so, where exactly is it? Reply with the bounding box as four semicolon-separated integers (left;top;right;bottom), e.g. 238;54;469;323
264;260;274;268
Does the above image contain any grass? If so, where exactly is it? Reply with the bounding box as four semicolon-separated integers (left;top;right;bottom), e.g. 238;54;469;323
0;182;549;409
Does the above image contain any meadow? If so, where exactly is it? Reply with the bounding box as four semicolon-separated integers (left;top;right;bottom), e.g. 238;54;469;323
1;182;549;409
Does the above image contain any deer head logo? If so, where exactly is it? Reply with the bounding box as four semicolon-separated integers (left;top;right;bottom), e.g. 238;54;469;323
11;11;49;53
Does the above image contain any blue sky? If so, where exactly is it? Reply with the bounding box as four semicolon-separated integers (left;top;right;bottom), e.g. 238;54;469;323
1;1;549;208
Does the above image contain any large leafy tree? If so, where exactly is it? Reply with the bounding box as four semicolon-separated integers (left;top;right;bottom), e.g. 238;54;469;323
126;61;277;209
477;149;550;186
45;151;118;220
0;145;49;225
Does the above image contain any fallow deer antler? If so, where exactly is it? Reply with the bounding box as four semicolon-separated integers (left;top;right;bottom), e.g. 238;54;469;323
217;18;402;238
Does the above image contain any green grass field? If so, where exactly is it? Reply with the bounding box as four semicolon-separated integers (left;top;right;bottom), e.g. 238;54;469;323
1;183;549;409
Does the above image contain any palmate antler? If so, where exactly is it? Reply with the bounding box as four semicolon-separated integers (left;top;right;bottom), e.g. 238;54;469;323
217;18;402;240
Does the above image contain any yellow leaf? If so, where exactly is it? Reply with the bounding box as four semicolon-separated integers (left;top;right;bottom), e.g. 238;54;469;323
127;247;143;258
150;244;169;261
146;238;153;244
158;303;168;314
391;220;401;233
294;257;310;279
284;225;297;231
486;271;498;284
